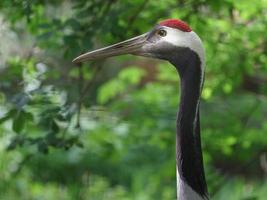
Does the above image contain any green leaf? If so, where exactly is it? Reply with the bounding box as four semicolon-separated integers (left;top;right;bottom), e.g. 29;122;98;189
51;120;59;134
38;140;49;154
98;80;124;104
12;110;26;133
0;109;17;124
118;66;145;84
64;18;80;29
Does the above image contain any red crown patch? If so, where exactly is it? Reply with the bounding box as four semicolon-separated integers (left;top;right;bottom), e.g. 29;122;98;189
159;19;192;32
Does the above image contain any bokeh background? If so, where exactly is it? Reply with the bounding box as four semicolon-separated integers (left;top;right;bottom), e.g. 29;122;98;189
0;0;267;199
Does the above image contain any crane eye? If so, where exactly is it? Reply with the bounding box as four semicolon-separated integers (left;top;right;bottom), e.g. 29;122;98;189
157;29;167;37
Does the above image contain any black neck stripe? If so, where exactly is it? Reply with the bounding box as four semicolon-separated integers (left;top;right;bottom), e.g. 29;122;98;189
172;48;208;198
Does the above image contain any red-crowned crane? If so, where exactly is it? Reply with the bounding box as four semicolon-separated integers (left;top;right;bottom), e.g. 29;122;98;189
73;19;208;200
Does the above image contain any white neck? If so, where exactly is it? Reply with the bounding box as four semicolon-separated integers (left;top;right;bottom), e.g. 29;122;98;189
177;168;207;200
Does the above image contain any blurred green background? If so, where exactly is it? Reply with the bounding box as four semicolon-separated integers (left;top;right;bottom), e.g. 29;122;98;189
0;0;267;199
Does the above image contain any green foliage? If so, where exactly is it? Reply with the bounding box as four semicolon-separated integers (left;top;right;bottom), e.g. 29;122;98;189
98;66;145;104
0;0;267;199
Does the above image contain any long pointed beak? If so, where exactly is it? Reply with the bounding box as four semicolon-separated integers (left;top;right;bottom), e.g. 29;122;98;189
73;33;149;63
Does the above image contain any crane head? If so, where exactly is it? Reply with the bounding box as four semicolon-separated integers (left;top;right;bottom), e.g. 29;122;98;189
73;19;204;73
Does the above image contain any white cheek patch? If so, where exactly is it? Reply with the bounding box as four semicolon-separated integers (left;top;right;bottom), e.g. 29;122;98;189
162;27;205;86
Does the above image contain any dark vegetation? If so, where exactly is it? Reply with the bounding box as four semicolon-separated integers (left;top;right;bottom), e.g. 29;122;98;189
0;0;266;199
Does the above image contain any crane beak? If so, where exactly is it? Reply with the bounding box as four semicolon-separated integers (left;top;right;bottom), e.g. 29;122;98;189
72;33;149;63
